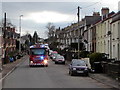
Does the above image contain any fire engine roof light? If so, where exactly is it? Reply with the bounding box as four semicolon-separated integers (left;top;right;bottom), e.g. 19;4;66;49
30;45;35;48
41;45;45;48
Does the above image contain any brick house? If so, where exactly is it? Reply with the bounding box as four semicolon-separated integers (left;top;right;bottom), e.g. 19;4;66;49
2;26;20;64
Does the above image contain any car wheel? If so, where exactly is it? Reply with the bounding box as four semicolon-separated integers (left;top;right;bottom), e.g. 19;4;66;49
85;73;89;76
55;62;57;64
29;65;32;67
45;65;48;67
63;62;65;64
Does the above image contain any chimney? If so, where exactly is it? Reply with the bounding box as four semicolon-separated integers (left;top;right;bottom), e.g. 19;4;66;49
101;8;109;16
93;12;100;16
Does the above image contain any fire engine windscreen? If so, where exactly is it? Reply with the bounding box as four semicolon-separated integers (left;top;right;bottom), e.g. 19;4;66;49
30;48;46;55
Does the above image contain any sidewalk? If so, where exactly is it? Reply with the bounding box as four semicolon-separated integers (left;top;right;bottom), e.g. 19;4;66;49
66;60;120;89
89;73;120;89
1;55;27;80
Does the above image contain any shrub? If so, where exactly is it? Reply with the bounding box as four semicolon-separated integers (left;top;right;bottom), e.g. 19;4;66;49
88;52;104;66
79;51;90;58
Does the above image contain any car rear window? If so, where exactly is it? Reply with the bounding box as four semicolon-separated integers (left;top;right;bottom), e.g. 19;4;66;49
56;56;64;59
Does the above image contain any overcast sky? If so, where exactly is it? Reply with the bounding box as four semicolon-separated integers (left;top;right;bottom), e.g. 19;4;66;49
1;0;120;39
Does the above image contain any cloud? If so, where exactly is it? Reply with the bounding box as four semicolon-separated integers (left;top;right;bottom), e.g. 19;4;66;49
1;0;101;2
100;0;119;12
23;11;76;23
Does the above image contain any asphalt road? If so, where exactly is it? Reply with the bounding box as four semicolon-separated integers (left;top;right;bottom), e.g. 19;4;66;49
2;56;112;88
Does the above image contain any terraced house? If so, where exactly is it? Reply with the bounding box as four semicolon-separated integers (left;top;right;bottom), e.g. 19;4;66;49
96;8;115;58
0;27;2;71
96;8;120;60
51;7;120;61
111;11;120;60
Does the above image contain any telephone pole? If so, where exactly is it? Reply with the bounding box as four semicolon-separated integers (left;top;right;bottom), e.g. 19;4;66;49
77;6;82;59
77;6;80;59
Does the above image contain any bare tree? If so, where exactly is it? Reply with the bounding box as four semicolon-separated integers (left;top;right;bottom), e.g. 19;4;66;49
0;18;16;28
46;22;55;38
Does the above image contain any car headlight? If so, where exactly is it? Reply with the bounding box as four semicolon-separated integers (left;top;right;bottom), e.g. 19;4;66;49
72;68;76;70
44;60;48;64
53;57;55;59
85;68;88;70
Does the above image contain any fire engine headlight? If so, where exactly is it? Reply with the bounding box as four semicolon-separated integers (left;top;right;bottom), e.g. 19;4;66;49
44;60;48;64
30;61;33;64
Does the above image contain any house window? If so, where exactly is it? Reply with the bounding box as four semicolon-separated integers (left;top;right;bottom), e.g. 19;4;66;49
108;40;109;55
118;44;120;60
113;24;115;39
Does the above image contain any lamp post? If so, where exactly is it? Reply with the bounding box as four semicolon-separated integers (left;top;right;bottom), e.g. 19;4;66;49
19;15;23;53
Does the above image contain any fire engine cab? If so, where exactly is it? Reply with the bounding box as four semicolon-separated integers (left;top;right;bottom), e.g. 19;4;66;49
29;44;48;67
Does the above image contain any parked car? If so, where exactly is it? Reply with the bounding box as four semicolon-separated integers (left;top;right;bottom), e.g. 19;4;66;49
50;51;58;60
54;55;65;64
69;59;89;76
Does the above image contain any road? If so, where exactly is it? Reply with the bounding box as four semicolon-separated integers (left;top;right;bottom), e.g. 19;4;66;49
2;56;112;88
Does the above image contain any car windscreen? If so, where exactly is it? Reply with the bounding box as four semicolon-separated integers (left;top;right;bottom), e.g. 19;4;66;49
72;60;86;66
30;48;46;55
52;53;58;56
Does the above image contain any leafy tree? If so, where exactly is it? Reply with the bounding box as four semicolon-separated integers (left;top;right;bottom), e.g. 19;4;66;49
28;34;33;45
33;31;38;44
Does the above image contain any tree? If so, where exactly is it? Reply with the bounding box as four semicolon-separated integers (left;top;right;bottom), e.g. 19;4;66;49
28;34;33;45
46;22;55;38
33;31;38;44
0;18;16;28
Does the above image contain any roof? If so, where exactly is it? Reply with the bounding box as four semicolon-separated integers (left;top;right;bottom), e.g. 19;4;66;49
111;11;120;23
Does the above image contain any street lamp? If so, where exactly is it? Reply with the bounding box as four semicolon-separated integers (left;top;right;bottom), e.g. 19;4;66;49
19;15;23;53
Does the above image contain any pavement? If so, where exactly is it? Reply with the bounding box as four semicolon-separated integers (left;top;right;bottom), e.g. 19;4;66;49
66;60;120;89
1;55;27;80
0;57;120;89
89;73;120;89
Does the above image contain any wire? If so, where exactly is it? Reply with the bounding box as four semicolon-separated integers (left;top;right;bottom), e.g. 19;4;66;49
82;0;101;9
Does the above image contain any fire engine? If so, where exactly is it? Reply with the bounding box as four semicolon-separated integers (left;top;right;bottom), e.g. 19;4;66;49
29;44;48;67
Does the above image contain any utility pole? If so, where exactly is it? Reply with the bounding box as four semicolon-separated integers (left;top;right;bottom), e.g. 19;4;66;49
4;13;6;28
3;12;7;64
77;6;80;59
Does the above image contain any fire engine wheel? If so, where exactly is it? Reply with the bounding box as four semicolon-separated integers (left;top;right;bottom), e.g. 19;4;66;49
45;65;48;67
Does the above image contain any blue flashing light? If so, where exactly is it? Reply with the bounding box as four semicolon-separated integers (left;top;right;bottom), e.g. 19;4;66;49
40;56;44;60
